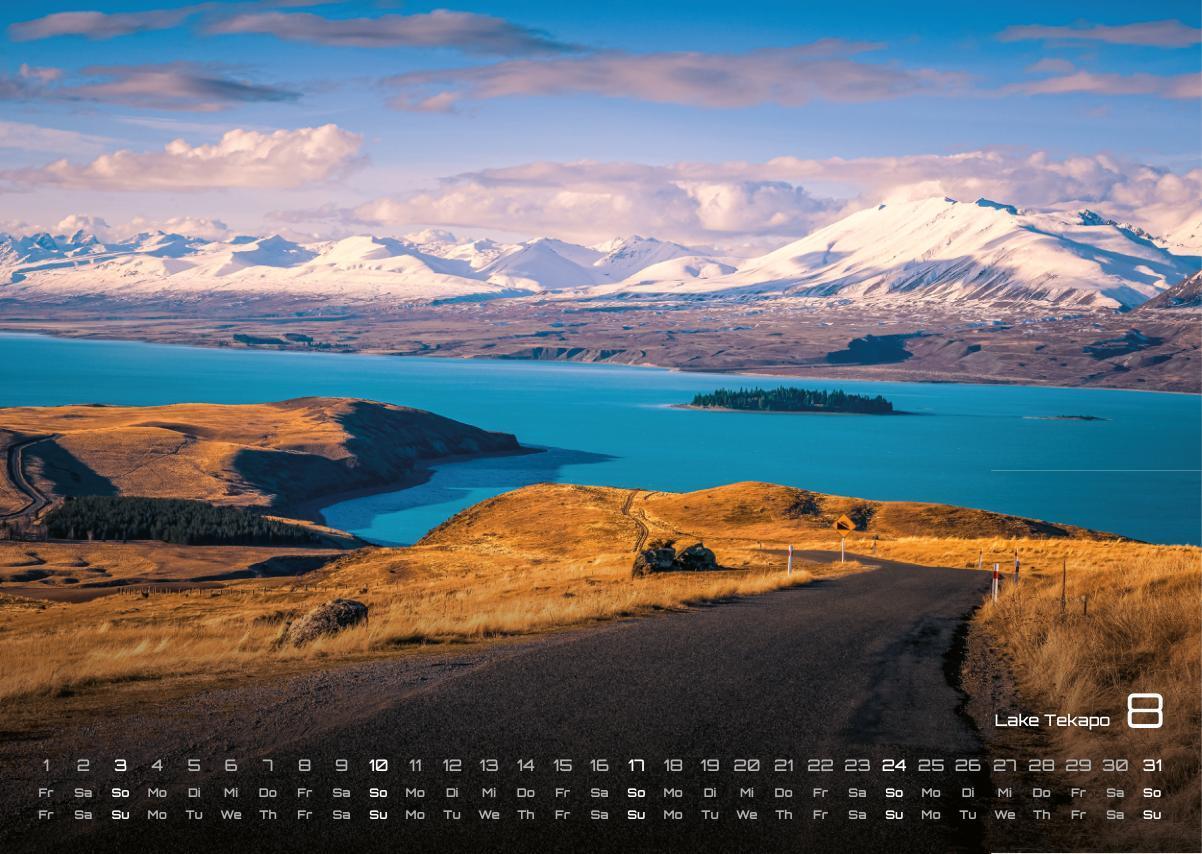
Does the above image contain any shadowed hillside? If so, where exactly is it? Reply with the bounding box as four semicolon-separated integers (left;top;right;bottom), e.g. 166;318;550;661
0;398;521;518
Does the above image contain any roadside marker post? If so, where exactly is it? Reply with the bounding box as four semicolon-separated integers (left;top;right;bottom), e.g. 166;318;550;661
991;563;1000;602
1060;558;1067;613
787;544;793;576
840;537;845;563
1013;550;1020;585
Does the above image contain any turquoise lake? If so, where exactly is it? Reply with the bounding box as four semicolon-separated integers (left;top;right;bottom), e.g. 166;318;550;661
0;333;1198;545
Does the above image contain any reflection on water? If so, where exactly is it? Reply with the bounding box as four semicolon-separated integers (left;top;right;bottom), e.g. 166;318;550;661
321;446;613;545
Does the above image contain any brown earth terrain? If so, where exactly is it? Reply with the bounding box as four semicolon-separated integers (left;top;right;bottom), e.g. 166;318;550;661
0;397;522;519
0;539;347;601
0;480;1123;705
0;295;1197;391
0;479;1194;849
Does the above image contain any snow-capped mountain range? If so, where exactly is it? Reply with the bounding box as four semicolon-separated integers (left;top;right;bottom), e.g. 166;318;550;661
3;197;1198;309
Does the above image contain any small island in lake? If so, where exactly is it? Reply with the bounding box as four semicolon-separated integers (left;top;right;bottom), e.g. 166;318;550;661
1023;414;1107;422
684;386;895;414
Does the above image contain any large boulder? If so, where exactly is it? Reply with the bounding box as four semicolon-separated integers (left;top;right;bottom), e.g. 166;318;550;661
675;542;718;571
283;598;368;646
631;540;719;576
632;545;677;577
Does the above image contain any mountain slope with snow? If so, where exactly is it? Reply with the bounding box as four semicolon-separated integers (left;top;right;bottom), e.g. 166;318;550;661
1;231;525;302
2;197;1197;308
610;197;1199;308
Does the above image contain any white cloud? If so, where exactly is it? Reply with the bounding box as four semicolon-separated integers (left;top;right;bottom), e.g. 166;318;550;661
62;63;301;112
54;213;112;239
1012;71;1200;99
18;63;62;82
335;150;1201;247
0;62;300;112
0;120;111;154
1000;20;1201;48
121;214;231;240
2;124;364;191
384;41;966;111
8;7;201;41
207;9;575;54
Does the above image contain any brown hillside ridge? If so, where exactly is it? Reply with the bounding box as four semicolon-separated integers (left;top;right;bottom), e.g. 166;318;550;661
420;481;1119;553
0;397;522;519
1138;270;1202;311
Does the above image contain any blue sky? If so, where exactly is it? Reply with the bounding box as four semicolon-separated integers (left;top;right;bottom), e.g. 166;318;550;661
1;1;1199;246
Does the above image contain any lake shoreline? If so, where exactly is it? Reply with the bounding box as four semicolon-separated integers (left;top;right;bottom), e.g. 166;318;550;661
0;331;1196;545
0;327;1197;397
669;404;913;416
283;446;546;529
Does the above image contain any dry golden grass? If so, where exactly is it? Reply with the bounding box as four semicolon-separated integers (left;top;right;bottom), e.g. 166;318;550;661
0;559;835;705
983;547;1200;842
0;397;516;514
0;540;345;599
811;534;1200;842
3;472;1191;828
0;483;870;707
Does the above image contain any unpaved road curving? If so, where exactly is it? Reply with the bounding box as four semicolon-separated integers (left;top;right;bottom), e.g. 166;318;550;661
0;434;56;521
2;554;991;853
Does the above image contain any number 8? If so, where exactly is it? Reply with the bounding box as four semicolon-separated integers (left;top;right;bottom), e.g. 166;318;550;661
1127;693;1163;729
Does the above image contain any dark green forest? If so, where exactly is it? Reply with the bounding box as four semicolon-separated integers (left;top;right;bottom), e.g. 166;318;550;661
46;496;319;546
690;386;894;414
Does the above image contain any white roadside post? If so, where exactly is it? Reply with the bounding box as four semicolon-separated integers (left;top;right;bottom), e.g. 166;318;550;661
840;536;845;564
787;544;793;576
992;563;1000;602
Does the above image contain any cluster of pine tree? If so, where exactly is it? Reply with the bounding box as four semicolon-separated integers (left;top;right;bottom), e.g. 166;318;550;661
690;386;894;414
46;496;319;546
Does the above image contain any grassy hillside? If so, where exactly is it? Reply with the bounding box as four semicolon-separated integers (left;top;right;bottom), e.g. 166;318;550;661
1;479;1132;709
0;397;520;517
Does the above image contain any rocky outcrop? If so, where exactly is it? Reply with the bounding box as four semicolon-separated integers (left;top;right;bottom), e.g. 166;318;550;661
632;540;719;577
632;542;677;577
283;598;368;645
675;543;718;571
1138;271;1202;311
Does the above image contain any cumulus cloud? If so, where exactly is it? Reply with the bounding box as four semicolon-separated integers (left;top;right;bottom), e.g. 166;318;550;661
9;7;202;41
307;150;1200;248
54;214;112;239
2;124;363;191
1000;19;1202;48
121;214;231;241
384;41;966;111
208;9;575;54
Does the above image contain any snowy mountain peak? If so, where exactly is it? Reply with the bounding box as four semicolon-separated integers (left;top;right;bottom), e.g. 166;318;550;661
608;196;1198;308
2;198;1196;309
975;198;1018;215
